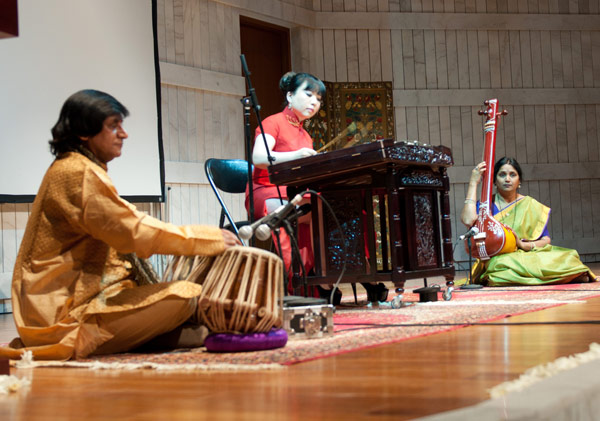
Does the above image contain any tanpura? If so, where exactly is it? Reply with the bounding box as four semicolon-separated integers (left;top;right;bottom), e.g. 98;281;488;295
469;99;517;261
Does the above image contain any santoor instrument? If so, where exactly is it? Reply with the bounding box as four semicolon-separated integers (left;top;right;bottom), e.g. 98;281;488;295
469;99;517;261
268;139;455;306
163;246;283;333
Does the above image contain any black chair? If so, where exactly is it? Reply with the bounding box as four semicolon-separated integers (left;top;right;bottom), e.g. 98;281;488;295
204;158;252;241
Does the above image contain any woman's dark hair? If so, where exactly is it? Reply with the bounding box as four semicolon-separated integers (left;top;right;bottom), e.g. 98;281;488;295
49;89;129;156
279;72;326;97
494;157;523;181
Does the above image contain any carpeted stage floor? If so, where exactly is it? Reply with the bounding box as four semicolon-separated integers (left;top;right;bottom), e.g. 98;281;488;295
19;279;600;371
3;266;600;420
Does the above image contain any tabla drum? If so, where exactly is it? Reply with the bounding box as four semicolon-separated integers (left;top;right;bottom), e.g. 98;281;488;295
196;246;284;334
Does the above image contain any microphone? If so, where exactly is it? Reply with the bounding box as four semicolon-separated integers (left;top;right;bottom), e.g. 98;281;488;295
255;203;311;241
240;54;251;77
239;194;303;241
459;226;479;241
240;54;261;111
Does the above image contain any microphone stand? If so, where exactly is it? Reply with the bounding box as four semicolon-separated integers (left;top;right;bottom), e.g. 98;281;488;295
239;56;319;306
460;237;483;290
278;209;327;307
281;218;308;297
239;54;284;210
241;96;255;246
272;227;288;295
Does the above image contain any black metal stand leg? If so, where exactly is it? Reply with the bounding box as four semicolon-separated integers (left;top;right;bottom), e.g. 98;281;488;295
241;96;255;246
460;237;482;290
272;228;288;295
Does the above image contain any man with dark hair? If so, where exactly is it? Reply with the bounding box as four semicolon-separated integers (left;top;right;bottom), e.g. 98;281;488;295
48;89;131;157
0;90;240;360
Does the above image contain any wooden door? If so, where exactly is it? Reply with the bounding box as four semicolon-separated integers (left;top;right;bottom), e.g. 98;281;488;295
239;16;291;146
0;0;19;38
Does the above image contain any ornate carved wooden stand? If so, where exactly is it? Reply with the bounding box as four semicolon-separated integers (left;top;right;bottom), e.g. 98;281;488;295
269;139;455;306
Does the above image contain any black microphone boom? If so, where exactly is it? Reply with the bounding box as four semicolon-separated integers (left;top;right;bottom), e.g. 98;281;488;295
255;203;311;241
459;226;479;241
238;194;303;241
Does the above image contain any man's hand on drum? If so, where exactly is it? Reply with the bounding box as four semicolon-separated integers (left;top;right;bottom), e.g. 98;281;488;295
221;229;242;248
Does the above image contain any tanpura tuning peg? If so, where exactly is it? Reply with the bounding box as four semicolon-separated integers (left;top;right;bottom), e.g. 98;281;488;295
478;110;486;115
484;100;489;105
501;109;508;115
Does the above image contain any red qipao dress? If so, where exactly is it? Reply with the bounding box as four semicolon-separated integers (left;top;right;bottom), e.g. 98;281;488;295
245;107;314;289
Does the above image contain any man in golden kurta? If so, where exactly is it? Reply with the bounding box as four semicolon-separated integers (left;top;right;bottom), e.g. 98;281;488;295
0;90;240;360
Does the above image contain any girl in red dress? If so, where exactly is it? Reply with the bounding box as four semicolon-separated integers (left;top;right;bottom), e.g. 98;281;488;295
247;72;388;304
247;72;324;298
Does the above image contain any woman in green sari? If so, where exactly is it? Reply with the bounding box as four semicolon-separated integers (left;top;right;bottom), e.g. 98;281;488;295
461;157;597;286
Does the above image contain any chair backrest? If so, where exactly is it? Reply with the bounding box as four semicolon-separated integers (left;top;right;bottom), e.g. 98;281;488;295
205;159;250;194
204;159;251;240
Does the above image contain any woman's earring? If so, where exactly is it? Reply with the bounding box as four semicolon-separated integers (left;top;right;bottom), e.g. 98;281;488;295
518;184;521;189
288;103;292;110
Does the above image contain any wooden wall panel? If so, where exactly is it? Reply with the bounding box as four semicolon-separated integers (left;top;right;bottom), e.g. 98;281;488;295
156;0;247;231
96;0;600;265
434;30;448;88
445;31;459;88
346;30;360;81
357;29;371;80
366;12;597;263
1;204;15;274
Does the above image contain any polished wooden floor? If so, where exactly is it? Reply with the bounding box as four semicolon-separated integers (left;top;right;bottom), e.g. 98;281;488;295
2;266;600;420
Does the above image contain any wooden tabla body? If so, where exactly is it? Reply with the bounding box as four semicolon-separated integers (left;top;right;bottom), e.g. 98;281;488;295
195;246;284;334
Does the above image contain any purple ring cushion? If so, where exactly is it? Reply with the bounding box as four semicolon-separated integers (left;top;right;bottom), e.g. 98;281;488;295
204;328;288;353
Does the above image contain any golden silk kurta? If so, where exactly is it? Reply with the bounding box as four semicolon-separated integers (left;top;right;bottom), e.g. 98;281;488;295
0;152;225;360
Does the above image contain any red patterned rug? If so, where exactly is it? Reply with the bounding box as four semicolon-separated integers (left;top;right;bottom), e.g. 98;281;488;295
23;282;600;371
